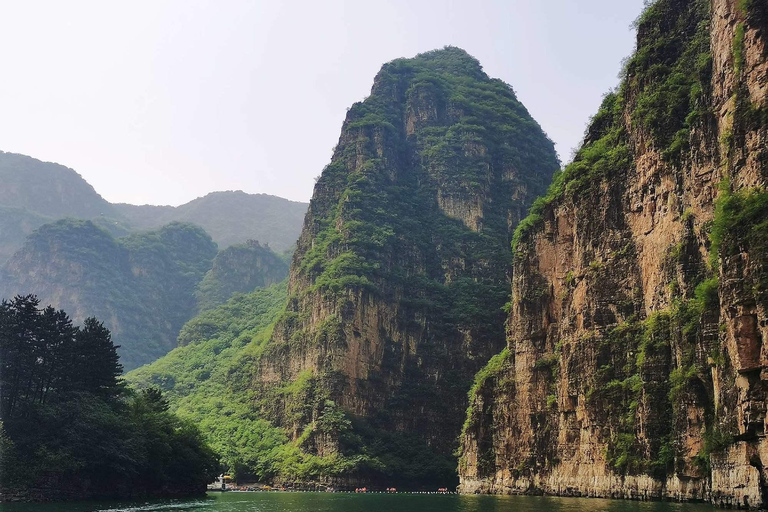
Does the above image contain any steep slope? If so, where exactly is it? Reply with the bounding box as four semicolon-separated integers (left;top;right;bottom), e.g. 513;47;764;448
459;0;768;507
114;191;308;252
195;240;289;312
237;47;560;486
0;220;218;369
126;284;289;480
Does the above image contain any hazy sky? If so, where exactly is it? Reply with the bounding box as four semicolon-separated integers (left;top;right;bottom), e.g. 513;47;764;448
0;0;645;206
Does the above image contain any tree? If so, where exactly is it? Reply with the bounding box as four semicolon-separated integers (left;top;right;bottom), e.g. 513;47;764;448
0;295;218;499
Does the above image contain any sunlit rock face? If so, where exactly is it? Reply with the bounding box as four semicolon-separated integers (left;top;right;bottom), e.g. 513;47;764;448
250;47;559;486
459;0;768;507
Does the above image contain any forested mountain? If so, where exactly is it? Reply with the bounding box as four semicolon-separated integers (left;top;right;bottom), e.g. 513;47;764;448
459;0;768;508
0;151;307;264
129;46;559;488
0;220;218;370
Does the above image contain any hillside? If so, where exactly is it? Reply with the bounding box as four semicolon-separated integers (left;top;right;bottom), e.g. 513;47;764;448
126;284;289;479
130;46;560;488
195;240;289;312
114;191;307;252
0;220;219;370
458;0;768;508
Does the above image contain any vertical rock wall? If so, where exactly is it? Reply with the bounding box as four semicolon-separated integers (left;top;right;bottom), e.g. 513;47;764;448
459;0;768;507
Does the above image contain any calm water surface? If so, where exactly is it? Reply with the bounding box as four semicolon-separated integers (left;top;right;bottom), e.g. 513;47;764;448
1;492;720;512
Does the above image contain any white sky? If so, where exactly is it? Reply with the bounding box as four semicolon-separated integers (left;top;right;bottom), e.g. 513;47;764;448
0;0;645;206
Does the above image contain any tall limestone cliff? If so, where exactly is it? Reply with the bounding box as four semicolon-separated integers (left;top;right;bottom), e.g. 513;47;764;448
247;47;559;485
459;0;768;507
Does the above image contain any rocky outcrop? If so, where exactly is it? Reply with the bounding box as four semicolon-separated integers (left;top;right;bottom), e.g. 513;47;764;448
459;0;768;507
248;47;559;486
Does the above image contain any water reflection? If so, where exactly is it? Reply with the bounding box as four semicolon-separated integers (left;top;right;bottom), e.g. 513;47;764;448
0;492;719;512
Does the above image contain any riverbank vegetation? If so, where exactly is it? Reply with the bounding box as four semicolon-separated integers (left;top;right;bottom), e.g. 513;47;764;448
0;295;218;501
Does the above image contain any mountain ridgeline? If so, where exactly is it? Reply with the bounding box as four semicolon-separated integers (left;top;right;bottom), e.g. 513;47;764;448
0;152;301;369
459;0;768;508
130;46;559;487
113;191;307;253
0;150;308;264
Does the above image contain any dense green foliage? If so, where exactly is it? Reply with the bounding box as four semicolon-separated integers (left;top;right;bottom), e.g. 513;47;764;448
195;240;289;312
127;284;288;479
0;296;217;500
0;219;218;370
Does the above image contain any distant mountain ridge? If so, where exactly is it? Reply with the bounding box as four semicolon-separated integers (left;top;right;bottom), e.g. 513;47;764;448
0;150;308;262
113;190;307;252
0;151;116;219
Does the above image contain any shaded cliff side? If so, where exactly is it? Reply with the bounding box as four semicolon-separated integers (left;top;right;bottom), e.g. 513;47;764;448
195;240;288;312
459;0;768;508
0;220;218;370
243;47;559;486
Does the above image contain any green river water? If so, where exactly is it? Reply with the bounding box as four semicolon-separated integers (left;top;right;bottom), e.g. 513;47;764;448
0;492;719;512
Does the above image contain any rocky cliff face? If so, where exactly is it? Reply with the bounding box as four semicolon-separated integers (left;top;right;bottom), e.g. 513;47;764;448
459;0;768;507
248;47;559;485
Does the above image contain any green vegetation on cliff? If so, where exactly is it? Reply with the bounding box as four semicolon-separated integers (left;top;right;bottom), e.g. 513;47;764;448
711;183;768;310
0;296;217;500
260;46;558;485
128;47;559;488
513;0;711;251
459;0;768;503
